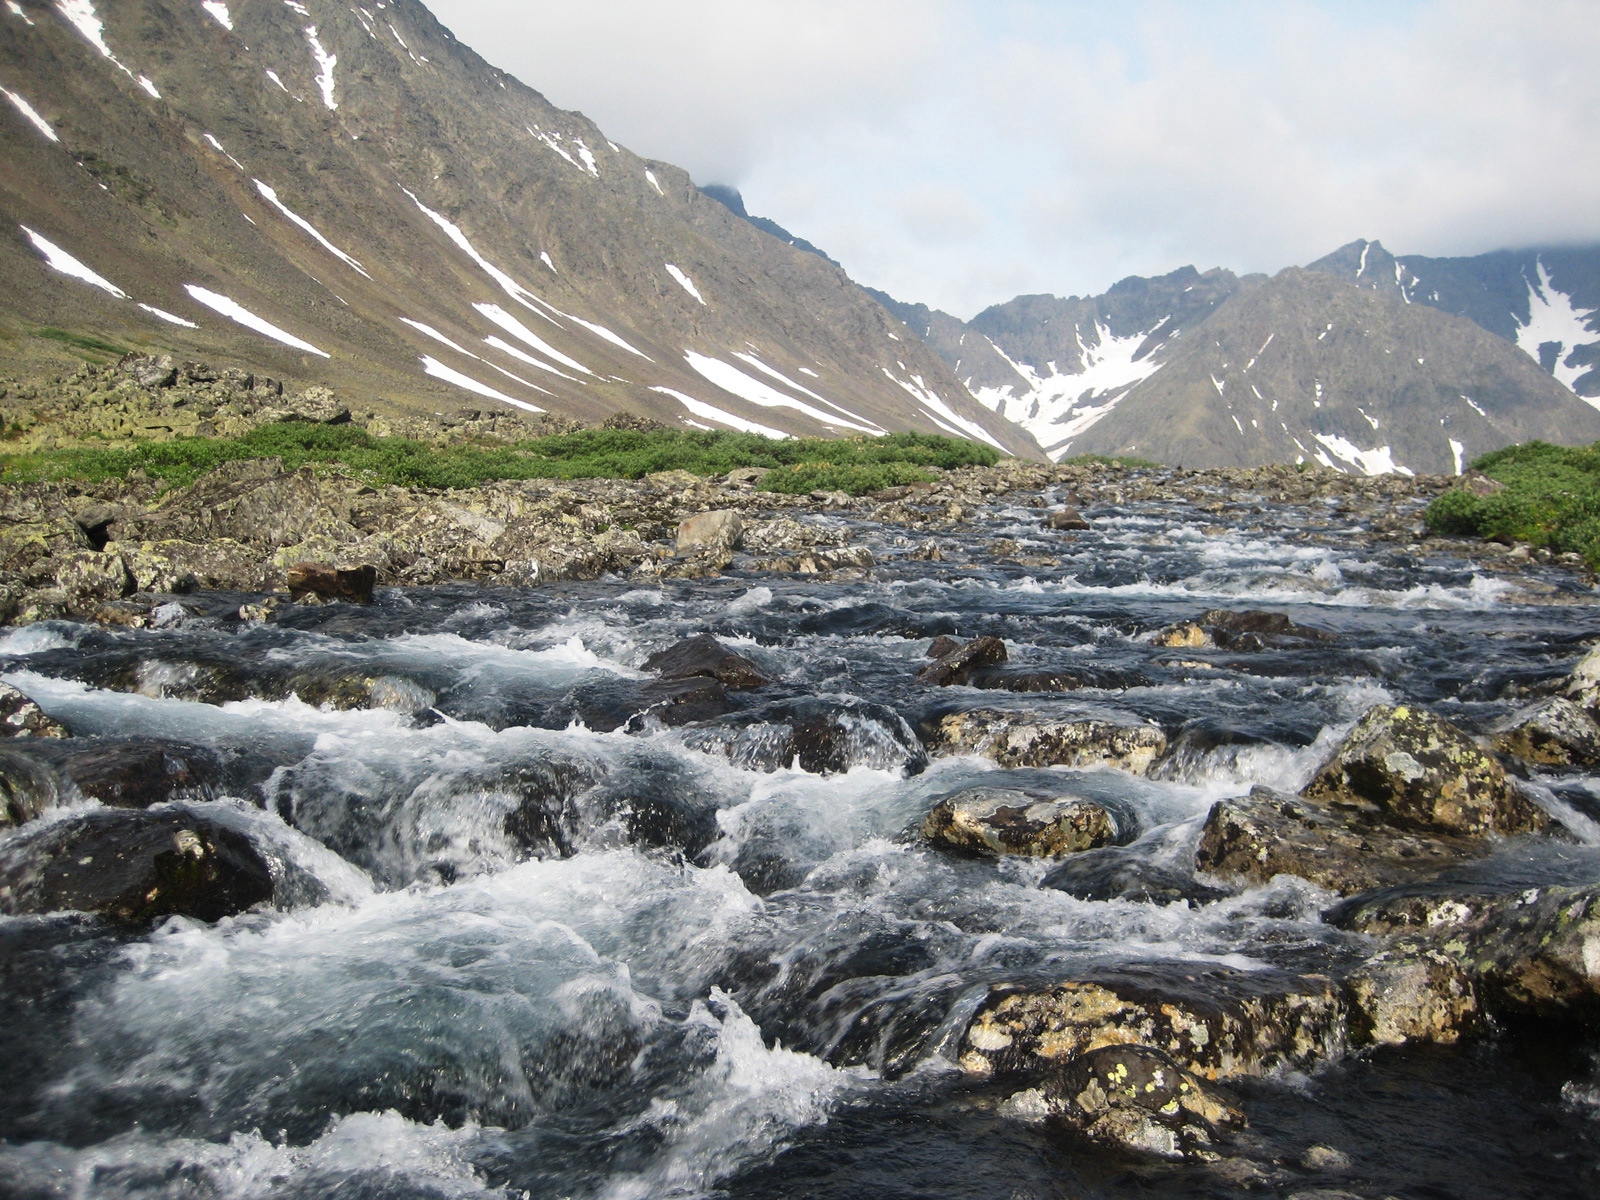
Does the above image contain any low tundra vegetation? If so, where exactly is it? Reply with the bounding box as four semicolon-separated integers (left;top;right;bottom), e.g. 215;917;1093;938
0;426;1001;495
1425;440;1600;566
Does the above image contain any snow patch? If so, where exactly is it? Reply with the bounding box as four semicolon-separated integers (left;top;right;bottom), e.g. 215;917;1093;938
1461;394;1488;418
540;251;555;272
1514;257;1599;399
651;388;789;438
883;370;1005;450
183;285;329;357
138;304;197;328
56;0;158;95
646;169;664;196
20;225;125;296
665;263;706;305
255;181;369;277
400;318;553;397
7;2;35;24
474;304;591;375
202;132;244;170
304;26;337;109
1449;438;1466;476
685;353;881;434
2;86;58;142
1313;433;1413;477
200;1;231;30
265;69;291;93
419;356;544;412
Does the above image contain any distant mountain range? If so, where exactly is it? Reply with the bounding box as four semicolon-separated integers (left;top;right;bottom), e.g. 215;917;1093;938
868;242;1600;472
0;0;1034;455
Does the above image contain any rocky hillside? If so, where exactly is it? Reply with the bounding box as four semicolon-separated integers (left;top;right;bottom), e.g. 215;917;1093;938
0;0;1035;455
879;247;1600;471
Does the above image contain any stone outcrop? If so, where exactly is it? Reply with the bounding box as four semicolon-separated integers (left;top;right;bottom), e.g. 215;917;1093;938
933;709;1168;773
286;562;378;605
676;510;743;554
922;786;1121;858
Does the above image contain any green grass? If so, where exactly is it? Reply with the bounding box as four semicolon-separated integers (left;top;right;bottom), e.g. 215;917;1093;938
0;424;1001;495
1424;440;1600;567
33;328;132;358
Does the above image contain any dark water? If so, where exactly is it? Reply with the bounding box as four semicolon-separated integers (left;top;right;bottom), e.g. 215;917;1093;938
1;485;1598;1198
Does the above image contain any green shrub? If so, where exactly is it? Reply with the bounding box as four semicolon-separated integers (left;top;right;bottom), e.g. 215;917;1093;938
1424;440;1600;567
756;461;939;495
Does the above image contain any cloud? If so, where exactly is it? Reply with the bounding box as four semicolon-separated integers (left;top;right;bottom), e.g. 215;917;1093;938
431;0;1600;316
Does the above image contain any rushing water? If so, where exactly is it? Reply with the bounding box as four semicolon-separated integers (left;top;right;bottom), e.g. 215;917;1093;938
2;485;1600;1199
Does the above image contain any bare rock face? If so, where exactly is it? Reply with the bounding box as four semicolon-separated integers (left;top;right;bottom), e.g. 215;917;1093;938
922;786;1121;858
1493;697;1600;769
960;967;1349;1084
52;550;132;604
1036;1044;1244;1161
0;807;276;924
286;562;378;605
1301;704;1545;836
676;510;743;554
644;634;771;690
0;682;67;741
116;538;278;594
934;709;1167;773
1194;786;1492;896
915;635;1008;686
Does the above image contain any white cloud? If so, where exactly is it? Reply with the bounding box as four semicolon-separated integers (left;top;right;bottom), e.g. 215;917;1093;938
431;0;1600;316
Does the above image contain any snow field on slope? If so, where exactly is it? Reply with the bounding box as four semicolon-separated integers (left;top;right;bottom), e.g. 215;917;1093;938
401;318;553;398
650;388;790;439
2;85;59;141
184;285;329;357
419;356;544;413
20;225;126;296
665;264;705;305
254;182;369;277
684;353;882;435
1515;258;1599;400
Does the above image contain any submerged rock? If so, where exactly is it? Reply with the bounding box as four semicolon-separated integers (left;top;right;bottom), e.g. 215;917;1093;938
1044;507;1092;531
683;696;927;776
1301;704;1546;836
961;966;1349;1083
1194;785;1492;896
933;709;1167;774
1042;847;1229;905
1036;1044;1244;1161
0;806;276;923
0;682;67;740
644;634;771;690
1492;697;1600;769
916;635;1007;686
922;786;1122;858
0;748;61;829
964;665;1150;694
1153;609;1334;652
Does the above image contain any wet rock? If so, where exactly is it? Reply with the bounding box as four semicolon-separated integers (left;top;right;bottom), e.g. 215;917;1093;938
1441;884;1600;1020
926;635;963;659
1301;704;1546;836
916;635;1008;686
1195;786;1492;896
965;665;1150;693
933;709;1167;774
1042;847;1229;905
46;739;225;809
1038;1044;1244;1161
676;510;743;553
682;697;927;776
1567;645;1600;713
0;806;276;924
0;682;68;740
643;634;771;690
961;966;1349;1083
1153;609;1333;652
0;748;61;828
286;561;377;605
1493;697;1600;769
922;786;1121;858
1045;507;1092;531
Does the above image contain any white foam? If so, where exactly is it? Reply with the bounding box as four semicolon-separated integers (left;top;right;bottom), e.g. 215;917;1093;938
665;263;706;305
0;625;78;656
20;225;126;296
651;387;789;438
685;352;881;435
199;1;230;29
138;303;198;328
304;25;337;109
2;86;58;141
474;303;592;375
1312;433;1414;477
254;180;369;277
1514;257;1599;399
183;284;330;357
419;355;544;412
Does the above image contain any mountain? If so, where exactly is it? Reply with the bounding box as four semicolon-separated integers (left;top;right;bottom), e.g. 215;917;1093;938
1307;240;1600;399
876;247;1600;472
699;185;839;267
0;0;1036;456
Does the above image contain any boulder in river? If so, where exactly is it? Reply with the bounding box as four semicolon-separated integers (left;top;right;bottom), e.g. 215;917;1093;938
933;708;1167;774
1044;506;1092;531
916;635;1007;686
1153;609;1333;652
286;561;377;605
960;966;1349;1083
0;806;276;923
1492;697;1600;769
1301;704;1546;836
922;786;1121;858
0;682;67;740
1343;944;1482;1047
1042;846;1229;905
643;634;771;690
964;664;1151;693
682;696;927;776
676;510;742;553
0;748;61;829
1194;785;1494;896
1033;1043;1244;1161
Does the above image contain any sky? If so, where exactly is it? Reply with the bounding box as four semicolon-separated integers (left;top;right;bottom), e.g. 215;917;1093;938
429;0;1600;319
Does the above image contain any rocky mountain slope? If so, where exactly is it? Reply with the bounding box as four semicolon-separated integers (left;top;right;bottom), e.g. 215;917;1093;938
879;246;1600;471
0;0;1035;455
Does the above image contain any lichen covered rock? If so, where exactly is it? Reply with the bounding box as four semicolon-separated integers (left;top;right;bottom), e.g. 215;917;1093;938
934;709;1167;773
0;682;68;741
1492;697;1600;769
922;786;1121;858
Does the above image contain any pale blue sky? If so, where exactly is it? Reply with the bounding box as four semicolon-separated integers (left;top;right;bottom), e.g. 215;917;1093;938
430;0;1600;317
